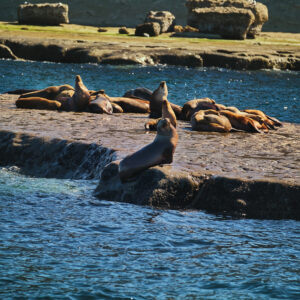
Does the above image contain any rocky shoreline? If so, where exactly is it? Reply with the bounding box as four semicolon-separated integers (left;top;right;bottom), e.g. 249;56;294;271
0;94;299;220
0;24;300;70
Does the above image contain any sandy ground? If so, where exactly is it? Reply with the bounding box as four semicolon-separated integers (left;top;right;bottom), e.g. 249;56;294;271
1;94;299;185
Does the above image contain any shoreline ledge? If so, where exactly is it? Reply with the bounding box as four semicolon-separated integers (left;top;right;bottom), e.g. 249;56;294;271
0;94;299;219
0;23;299;70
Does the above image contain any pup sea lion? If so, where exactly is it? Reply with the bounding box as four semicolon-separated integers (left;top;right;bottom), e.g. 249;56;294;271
219;110;261;133
109;97;150;113
16;97;61;110
181;98;219;121
119;118;178;182
150;81;182;118
88;90;113;114
123;87;153;102
18;84;74;100
191;110;232;133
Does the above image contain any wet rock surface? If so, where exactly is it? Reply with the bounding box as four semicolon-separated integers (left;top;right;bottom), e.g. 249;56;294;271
0;94;299;219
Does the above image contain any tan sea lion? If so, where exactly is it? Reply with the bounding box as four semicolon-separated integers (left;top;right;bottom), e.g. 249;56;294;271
18;84;74;100
219;110;262;133
111;103;124;113
150;81;182;118
243;109;282;128
191;110;232;133
119;118;178;182
109;97;150;113
88;91;113;114
181;98;219;121
15;97;61;110
145;98;177;130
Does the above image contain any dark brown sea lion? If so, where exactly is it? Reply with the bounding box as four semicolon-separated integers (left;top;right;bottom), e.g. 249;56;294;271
109;97;150;113
123;87;153;101
219;110;262;133
119;118;178;182
181;98;219;121
88;91;113;114
150;81;182;118
15;97;61;110
18;84;74;100
191;110;232;133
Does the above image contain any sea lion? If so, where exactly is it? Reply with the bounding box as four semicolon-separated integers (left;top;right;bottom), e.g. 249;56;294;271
18;84;74;100
219;110;262;133
15;97;61;110
88;91;113;114
181;98;219;121
145;98;177;130
109;97;150;113
150;81;182;118
243;109;282;128
111;103;124;113
191;110;232;133
123;87;153;101
119;118;178;182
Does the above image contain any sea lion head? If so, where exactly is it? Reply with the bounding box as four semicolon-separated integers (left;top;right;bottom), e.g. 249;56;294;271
153;81;168;100
157;118;173;136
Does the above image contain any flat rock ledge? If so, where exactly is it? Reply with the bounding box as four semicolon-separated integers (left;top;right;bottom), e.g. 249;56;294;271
0;36;299;70
0;95;299;219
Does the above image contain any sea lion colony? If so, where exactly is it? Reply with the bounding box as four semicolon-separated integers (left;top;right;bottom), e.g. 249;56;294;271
14;74;283;180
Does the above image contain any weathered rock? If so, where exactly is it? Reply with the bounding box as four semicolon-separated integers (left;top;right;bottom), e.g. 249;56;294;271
155;52;203;67
98;27;108;32
101;52;154;65
95;161;202;209
135;22;161;37
145;11;176;33
18;3;69;26
0;44;18;60
186;0;268;39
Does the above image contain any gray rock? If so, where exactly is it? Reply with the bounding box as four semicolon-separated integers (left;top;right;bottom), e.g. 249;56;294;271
145;10;175;33
186;0;268;39
18;3;69;26
135;22;161;37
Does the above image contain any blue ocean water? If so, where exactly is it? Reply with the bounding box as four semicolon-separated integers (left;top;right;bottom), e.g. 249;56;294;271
1;60;300;299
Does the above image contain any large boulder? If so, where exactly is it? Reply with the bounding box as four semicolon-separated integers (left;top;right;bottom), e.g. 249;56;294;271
145;11;176;33
135;22;161;37
186;0;268;39
18;3;69;26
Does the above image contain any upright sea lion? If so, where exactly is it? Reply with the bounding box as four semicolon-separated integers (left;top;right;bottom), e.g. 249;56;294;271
123;87;153;102
18;84;74;100
181;98;219;121
150;81;182;118
219;110;261;133
15;97;61;110
119;118;178;182
145;98;177;130
88;90;113;114
191;110;232;133
109;97;150;113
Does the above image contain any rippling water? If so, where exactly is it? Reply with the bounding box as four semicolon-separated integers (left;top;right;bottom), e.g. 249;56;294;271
1;60;300;298
1;59;300;123
1;167;299;299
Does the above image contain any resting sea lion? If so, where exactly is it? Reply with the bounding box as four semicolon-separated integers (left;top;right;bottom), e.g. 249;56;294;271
16;97;61;110
150;81;182;118
18;84;74;100
88;91;113;114
119;118;178;182
219;110;261;133
123;87;153;101
191;110;232;133
109;97;150;113
243;109;282;128
181;98;219;121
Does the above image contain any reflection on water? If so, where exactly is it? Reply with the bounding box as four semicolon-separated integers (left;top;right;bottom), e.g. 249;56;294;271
1;59;300;123
0;167;300;299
